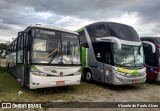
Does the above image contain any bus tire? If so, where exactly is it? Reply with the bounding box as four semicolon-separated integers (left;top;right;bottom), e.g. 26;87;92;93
84;69;93;82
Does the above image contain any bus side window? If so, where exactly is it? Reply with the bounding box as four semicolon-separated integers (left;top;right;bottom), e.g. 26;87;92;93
104;43;111;64
79;30;89;48
105;53;111;64
93;42;112;64
14;39;17;52
143;44;157;67
17;33;24;63
93;43;104;63
82;43;89;48
86;24;108;43
13;41;15;52
27;30;32;50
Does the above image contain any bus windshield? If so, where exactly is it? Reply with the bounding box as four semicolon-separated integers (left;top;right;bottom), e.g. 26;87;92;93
114;45;144;68
31;28;80;65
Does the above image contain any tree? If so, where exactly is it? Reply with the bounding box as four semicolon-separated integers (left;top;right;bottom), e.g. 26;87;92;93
0;43;7;50
0;43;7;58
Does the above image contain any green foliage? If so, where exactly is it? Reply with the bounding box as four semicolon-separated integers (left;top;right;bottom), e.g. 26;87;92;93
0;43;7;50
0;43;7;57
0;69;101;102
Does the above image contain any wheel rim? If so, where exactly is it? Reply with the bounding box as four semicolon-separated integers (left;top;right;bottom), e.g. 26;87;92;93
86;72;92;81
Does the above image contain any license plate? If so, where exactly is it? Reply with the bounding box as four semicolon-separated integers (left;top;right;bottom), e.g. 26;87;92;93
56;81;65;85
132;80;140;83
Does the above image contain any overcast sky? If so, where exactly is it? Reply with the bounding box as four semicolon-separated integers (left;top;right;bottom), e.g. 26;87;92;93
0;0;160;42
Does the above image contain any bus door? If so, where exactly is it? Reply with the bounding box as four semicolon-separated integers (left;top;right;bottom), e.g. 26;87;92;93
103;43;113;83
92;43;105;82
16;31;30;86
16;32;25;86
23;32;30;86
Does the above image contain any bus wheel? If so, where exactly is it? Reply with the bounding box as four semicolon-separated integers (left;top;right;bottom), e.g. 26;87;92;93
84;71;92;82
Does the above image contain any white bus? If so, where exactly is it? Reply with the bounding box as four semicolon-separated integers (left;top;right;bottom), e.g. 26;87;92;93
6;24;81;89
76;22;146;85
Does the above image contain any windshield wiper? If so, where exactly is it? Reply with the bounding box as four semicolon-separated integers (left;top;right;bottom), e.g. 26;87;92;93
134;64;145;68
115;63;131;67
49;51;59;64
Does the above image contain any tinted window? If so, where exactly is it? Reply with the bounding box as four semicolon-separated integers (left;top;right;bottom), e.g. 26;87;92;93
106;23;140;41
10;43;13;53
143;44;157;67
8;46;11;54
78;30;88;45
93;43;104;63
13;40;16;52
17;34;24;51
158;48;160;66
92;42;112;64
86;24;108;43
155;38;160;44
14;40;16;52
17;34;24;63
86;23;140;42
12;42;14;52
141;38;154;43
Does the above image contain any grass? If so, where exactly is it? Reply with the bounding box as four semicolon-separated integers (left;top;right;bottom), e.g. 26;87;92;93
1;67;160;103
0;67;102;102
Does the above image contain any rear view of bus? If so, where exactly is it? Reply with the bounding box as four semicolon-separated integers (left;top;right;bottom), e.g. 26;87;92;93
141;37;160;81
6;24;81;89
76;22;146;85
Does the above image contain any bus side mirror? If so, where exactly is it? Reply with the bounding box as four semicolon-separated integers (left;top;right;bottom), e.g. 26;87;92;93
96;37;121;50
142;41;156;53
82;43;89;48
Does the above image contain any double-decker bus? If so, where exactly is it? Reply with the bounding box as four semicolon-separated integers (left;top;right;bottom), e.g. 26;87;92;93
6;24;81;89
76;22;146;85
141;37;160;81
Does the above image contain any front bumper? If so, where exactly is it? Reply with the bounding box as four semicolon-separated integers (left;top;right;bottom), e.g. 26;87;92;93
29;73;81;89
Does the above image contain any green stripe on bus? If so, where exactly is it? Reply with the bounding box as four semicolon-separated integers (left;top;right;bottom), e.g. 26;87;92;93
74;47;79;56
82;47;86;67
118;67;139;74
75;27;84;32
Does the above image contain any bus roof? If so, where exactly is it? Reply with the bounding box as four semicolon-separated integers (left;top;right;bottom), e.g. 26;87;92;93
26;24;78;35
141;37;160;39
76;22;134;32
141;37;160;45
85;22;133;28
76;22;140;42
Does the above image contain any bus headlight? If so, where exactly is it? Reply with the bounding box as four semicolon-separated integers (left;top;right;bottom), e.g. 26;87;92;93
119;72;125;76
40;73;47;76
32;72;47;76
141;72;146;76
115;77;123;83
